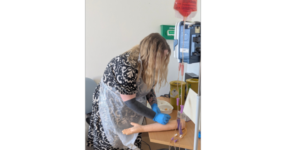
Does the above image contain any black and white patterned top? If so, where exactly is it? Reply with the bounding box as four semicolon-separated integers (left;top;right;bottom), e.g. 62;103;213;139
102;52;139;95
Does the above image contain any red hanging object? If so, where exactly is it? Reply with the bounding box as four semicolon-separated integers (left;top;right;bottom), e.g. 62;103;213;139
174;0;197;18
178;63;184;77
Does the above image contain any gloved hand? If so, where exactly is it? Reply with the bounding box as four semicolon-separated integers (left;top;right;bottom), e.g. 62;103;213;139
151;103;161;114
153;113;171;125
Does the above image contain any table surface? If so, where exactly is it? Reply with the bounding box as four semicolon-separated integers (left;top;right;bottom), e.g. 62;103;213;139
145;97;201;150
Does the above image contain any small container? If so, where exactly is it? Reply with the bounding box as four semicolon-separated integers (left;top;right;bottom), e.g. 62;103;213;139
147;99;174;114
158;99;174;114
160;104;173;114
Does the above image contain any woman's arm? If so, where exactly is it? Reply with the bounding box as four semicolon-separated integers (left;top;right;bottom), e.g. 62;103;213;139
146;88;158;106
122;119;186;135
146;88;162;115
120;93;156;120
120;93;171;125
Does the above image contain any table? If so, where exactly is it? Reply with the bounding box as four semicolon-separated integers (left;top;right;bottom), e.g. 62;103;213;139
145;97;201;150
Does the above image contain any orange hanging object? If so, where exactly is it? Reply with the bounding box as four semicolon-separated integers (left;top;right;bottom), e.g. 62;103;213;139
174;0;197;18
178;63;184;77
181;63;184;76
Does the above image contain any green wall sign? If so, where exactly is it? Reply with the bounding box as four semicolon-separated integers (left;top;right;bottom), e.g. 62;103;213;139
160;25;175;40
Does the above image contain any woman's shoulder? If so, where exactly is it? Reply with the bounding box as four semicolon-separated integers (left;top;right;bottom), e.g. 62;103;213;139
102;51;139;95
103;51;139;80
104;52;131;69
114;51;139;69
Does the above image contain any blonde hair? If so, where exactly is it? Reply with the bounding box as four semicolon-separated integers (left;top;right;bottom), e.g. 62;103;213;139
126;33;171;90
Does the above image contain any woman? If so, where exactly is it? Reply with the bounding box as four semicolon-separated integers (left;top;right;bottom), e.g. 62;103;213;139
87;33;172;150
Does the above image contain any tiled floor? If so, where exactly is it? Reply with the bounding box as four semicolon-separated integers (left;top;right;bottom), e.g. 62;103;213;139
84;115;184;150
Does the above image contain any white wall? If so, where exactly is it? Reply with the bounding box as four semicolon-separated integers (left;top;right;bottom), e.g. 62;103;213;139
86;0;200;96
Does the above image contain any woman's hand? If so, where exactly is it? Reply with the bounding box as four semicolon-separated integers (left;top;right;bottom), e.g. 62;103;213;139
122;122;143;135
153;113;171;125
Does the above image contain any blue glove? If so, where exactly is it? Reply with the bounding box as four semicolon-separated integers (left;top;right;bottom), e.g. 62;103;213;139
151;103;161;114
153;113;171;125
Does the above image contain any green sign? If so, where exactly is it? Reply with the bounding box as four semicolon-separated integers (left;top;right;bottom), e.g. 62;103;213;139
160;25;175;40
167;30;175;36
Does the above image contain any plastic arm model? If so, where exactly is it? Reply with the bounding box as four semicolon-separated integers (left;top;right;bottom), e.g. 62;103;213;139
122;119;186;135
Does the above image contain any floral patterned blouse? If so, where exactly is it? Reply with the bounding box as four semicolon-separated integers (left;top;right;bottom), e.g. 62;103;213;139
102;52;139;95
